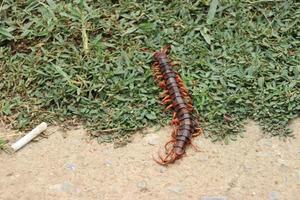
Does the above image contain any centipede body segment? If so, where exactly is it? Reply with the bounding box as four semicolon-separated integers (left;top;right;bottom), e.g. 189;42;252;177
152;46;202;165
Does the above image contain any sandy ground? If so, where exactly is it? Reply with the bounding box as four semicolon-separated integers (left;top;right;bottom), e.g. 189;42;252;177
0;119;300;200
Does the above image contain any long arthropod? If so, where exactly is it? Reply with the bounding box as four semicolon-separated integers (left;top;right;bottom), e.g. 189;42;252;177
152;46;202;165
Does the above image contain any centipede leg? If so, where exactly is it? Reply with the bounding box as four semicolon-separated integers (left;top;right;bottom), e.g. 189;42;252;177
159;81;166;89
162;95;171;102
175;75;183;83
153;147;177;165
162;98;172;105
153;149;169;165
163;151;176;163
156;75;163;79
153;71;163;83
170;61;180;67
161;45;170;54
192;127;202;137
163;103;173;113
164;139;175;152
170;118;179;126
181;91;189;97
160;149;177;165
170;111;179;126
179;86;189;94
159;90;169;98
187;103;194;111
171;126;178;138
172;111;177;119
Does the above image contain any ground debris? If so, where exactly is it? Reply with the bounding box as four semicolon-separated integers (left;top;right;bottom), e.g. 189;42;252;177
104;160;112;167
136;180;147;192
167;185;183;193
65;163;76;171
269;191;280;200
49;181;80;194
144;134;159;146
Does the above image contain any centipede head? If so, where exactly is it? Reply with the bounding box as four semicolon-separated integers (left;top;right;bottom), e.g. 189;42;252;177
153;51;166;61
153;45;171;60
161;45;170;54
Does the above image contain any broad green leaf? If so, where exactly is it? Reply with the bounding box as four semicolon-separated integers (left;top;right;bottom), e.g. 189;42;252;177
200;27;212;45
0;27;14;39
122;27;138;36
207;0;219;24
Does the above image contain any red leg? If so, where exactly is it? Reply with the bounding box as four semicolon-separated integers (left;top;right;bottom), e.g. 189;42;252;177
161;98;172;105
170;61;180;67
163;104;173;113
170;118;179;126
192;127;202;137
159;90;169;98
172;111;177;119
171;127;178;138
161;45;170;54
159;82;166;89
164;139;175;151
162;95;171;102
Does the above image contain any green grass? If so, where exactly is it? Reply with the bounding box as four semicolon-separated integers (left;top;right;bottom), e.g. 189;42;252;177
0;137;6;150
0;0;299;143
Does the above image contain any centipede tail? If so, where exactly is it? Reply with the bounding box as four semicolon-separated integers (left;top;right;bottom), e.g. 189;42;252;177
152;46;202;165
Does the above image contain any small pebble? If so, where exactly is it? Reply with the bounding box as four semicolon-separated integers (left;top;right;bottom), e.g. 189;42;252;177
104;160;112;167
148;138;158;145
6;172;14;177
137;181;147;191
168;185;183;193
197;154;209;162
277;159;289;167
269;191;280;200
146;134;159;146
65;163;76;171
49;181;80;194
200;196;227;200
159;167;167;173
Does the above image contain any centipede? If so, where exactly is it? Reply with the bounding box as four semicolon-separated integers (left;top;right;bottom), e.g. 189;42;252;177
152;46;202;165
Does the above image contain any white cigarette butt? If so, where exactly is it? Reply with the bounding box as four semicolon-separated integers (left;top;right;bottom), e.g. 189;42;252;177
11;122;48;151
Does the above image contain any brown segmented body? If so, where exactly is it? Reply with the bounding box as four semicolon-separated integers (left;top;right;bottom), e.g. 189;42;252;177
152;46;202;165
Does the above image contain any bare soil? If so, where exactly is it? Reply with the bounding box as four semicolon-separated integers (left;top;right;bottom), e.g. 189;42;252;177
0;119;300;200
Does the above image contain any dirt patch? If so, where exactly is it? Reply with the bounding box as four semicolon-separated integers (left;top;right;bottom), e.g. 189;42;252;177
0;119;300;200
